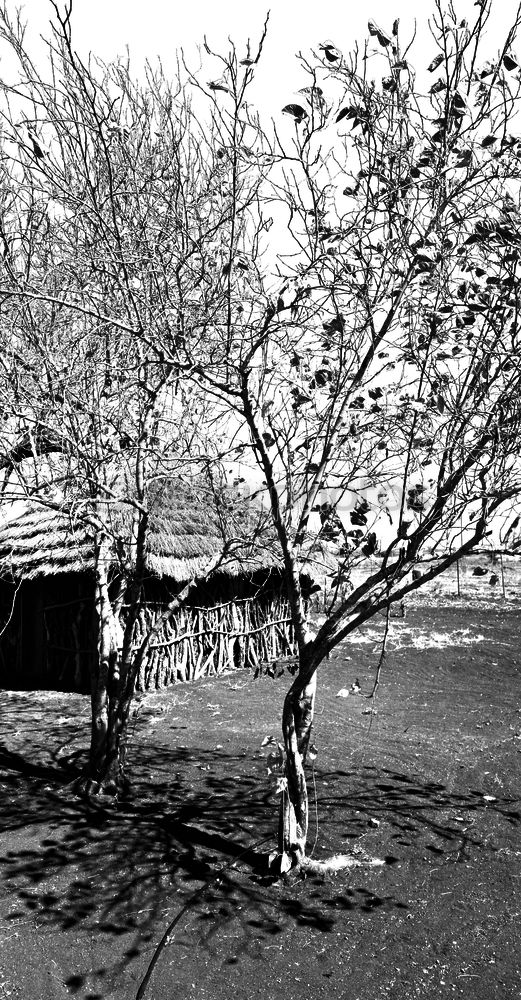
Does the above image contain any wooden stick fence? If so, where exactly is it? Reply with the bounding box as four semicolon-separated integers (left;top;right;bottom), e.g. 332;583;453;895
33;581;298;691
129;592;296;690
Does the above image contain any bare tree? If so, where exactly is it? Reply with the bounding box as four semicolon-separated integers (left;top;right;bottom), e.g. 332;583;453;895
0;1;262;796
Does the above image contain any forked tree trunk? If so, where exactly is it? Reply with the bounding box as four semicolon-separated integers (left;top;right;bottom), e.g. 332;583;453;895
80;520;223;800
84;636;141;797
278;656;317;866
80;536;131;798
87;675;129;796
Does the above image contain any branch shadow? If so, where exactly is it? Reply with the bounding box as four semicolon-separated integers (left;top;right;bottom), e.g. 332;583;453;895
310;761;521;864
2;689;519;999
0;691;411;999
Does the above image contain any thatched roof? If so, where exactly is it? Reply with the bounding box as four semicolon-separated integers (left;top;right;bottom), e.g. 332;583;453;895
0;480;284;583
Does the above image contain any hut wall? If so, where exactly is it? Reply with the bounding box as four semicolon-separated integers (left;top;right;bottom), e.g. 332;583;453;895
0;575;95;691
0;570;297;692
131;578;296;690
0;579;22;681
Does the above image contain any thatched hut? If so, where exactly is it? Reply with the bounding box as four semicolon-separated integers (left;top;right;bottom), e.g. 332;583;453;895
0;482;308;691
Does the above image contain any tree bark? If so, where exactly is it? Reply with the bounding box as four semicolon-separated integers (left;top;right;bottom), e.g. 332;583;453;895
278;652;317;866
80;535;130;797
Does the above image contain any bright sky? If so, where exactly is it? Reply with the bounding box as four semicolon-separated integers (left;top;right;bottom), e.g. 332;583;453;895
6;0;521;544
12;0;521;116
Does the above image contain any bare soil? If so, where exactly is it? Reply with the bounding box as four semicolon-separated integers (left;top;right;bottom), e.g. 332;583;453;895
0;597;520;999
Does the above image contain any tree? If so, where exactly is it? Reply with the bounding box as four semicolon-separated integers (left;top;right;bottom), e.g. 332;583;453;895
0;0;259;796
171;0;521;869
2;0;521;868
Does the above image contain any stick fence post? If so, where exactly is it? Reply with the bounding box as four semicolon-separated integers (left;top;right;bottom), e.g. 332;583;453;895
499;551;506;599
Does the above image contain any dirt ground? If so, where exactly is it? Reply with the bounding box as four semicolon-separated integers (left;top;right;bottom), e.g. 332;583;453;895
0;597;520;1000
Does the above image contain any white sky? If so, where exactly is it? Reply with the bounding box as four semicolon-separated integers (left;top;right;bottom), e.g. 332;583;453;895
5;0;520;544
11;0;521;117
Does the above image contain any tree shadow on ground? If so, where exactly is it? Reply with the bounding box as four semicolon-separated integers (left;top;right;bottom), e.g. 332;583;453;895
309;761;521;863
1;690;520;999
0;694;407;999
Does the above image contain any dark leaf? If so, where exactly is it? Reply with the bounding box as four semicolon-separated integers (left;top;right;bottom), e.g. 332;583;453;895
319;44;340;62
208;80;231;93
323;314;345;334
321;522;341;541
290;387;312;409
28;131;44;158
427;53;444;72
475;220;494;237
282;104;308;122
262;432;275;448
368;20;392;46
362;531;378;556
430;78;447;94
481;134;498;147
503;53;518;71
351;499;370;526
479;61;495;78
299;85;324;96
368;386;383;400
497;225;518;242
314;368;332;387
437;394;446;414
392;18;399;36
336;106;357;123
453;149;472;168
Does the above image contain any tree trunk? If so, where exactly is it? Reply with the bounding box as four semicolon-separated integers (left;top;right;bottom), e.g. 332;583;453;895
86;675;129;796
80;535;130;798
278;659;317;866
